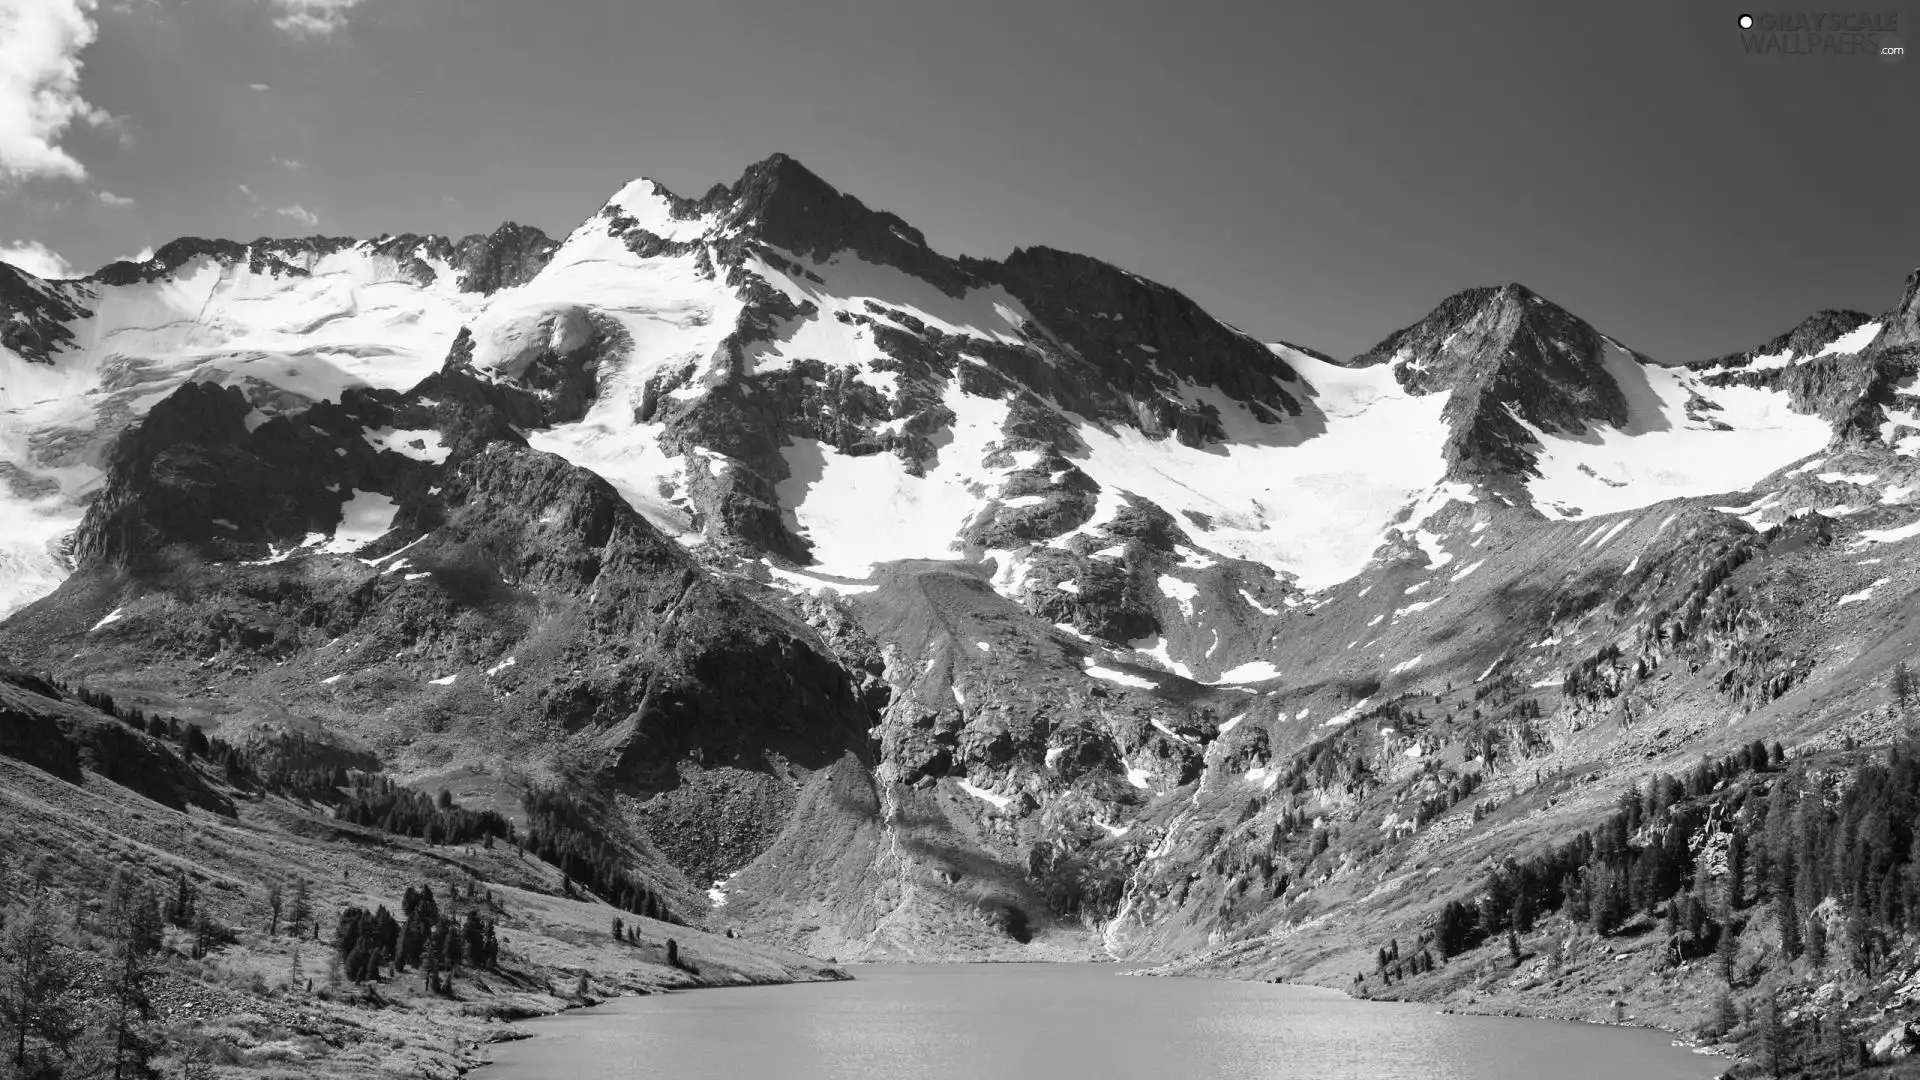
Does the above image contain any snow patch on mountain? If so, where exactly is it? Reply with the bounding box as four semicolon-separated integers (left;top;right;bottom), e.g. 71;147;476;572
1813;321;1882;358
1209;660;1282;685
1238;588;1279;616
1519;343;1830;521
1838;579;1888;606
318;490;398;555
1130;635;1196;680
1156;575;1199;618
957;779;1012;809
1084;659;1158;689
1860;518;1920;544
364;427;449;463
781;381;1016;578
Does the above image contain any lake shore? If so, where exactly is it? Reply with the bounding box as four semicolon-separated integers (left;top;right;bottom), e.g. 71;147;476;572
471;961;1723;1080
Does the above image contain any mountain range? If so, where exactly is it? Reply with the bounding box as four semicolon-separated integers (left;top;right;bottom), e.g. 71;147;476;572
5;153;1920;1062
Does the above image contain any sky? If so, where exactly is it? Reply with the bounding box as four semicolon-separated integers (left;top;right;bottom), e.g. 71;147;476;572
1;0;1916;361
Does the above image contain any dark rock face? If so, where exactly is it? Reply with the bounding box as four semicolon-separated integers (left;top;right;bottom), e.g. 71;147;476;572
1877;268;1920;351
451;222;560;293
429;442;875;782
1831;344;1920;442
1024;547;1161;643
0;265;89;362
996;245;1304;442
69;381;438;569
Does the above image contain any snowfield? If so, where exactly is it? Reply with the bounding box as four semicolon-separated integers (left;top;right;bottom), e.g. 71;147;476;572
1068;347;1453;591
1520;344;1831;521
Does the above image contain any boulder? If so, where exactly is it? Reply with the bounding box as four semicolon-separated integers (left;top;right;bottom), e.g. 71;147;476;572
1873;1021;1919;1061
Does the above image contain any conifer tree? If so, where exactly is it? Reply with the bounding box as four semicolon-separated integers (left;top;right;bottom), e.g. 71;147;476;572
1726;830;1747;910
287;877;312;939
1716;912;1739;986
1759;987;1789;1077
88;920;160;1080
0;896;81;1072
164;871;197;928
1778;889;1801;959
464;910;486;962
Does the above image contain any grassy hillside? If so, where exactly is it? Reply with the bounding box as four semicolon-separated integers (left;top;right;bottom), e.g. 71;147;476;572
0;670;845;1079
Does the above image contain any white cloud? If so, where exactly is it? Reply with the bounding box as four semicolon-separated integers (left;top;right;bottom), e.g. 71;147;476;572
237;182;253;199
94;188;131;205
248;83;270;91
268;0;364;37
0;0;113;182
276;203;318;228
0;239;75;279
106;243;152;266
271;155;302;170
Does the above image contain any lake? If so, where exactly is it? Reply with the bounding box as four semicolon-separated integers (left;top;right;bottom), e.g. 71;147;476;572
475;963;1725;1080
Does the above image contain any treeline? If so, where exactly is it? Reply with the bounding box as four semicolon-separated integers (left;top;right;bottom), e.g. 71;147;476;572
58;678;351;795
521;789;682;925
70;682;265;786
322;782;680;923
336;776;514;847
1412;738;1783;963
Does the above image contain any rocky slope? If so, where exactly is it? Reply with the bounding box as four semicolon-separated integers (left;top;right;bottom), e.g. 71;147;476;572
6;155;1920;1059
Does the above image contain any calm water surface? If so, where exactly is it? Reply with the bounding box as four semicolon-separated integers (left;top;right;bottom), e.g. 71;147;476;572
476;963;1724;1080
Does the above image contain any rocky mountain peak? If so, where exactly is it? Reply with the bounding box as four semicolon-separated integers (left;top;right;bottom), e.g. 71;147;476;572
449;221;559;293
1879;266;1920;350
1356;282;1611;393
0;262;88;363
1688;308;1877;373
716;152;971;294
1350;283;1632;483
